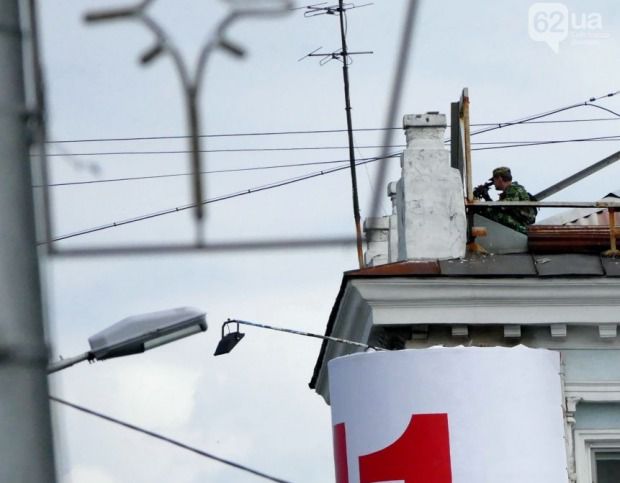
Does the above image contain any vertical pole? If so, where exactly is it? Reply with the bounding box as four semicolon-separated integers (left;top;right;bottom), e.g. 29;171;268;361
450;102;463;178
0;2;57;482
609;208;617;252
187;87;204;224
338;0;364;268
461;88;473;202
27;0;55;253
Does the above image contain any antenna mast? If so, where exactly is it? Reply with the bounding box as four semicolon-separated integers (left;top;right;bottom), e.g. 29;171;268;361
300;2;373;268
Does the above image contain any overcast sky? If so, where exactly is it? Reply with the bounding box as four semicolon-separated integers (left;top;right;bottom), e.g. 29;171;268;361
39;1;620;482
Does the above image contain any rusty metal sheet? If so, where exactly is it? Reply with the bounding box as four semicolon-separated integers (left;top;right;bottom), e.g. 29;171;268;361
346;260;440;277
528;225;613;254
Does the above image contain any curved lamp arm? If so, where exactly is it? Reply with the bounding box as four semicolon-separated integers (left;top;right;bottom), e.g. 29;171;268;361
214;318;380;356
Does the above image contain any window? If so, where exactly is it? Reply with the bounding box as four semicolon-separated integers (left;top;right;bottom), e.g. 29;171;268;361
575;430;620;483
593;451;620;483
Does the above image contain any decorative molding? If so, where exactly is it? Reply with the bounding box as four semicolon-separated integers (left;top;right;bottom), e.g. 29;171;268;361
351;278;620;326
565;381;620;403
551;324;568;338
599;324;618;339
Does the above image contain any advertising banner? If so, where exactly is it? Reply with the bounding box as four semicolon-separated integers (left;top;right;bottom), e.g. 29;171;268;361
328;347;567;483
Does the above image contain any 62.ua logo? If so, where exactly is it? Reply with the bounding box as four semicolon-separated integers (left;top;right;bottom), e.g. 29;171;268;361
333;413;452;483
528;3;604;53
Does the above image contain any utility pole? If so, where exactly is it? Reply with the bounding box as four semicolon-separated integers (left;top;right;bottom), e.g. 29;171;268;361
337;0;364;268
300;2;372;268
0;2;57;482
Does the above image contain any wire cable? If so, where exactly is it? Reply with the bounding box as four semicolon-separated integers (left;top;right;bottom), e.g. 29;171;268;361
44;116;620;145
45;126;620;158
44;145;405;157
42;91;620;242
37;134;620;188
41;152;401;245
472;135;620;151
49;395;291;483
469;94;620;137
34;157;356;188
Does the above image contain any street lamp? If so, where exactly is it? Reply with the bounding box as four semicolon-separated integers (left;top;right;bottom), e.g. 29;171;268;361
48;307;207;374
214;318;378;356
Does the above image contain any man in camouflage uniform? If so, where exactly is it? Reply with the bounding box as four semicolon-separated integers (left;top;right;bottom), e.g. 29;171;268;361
474;167;536;234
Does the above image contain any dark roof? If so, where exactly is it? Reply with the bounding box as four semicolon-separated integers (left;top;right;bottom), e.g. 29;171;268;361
350;254;620;278
308;253;620;390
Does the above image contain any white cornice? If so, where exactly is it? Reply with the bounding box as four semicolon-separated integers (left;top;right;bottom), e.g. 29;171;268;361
351;278;620;325
565;381;620;405
313;276;620;402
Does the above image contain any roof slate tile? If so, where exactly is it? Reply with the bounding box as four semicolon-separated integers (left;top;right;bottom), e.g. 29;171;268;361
439;254;536;276
534;254;604;276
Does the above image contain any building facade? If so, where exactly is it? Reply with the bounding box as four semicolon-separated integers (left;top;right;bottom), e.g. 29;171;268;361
310;112;620;483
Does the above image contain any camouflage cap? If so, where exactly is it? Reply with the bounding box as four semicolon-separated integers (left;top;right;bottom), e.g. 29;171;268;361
490;166;512;180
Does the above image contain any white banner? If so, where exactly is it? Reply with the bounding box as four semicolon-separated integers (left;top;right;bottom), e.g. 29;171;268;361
328;347;567;483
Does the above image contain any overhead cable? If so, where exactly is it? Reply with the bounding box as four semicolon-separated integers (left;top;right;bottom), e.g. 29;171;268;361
469;94;620;138
41;152;400;245
50;396;291;483
44;144;405;157
40;135;620;188
472;135;620;151
44;116;620;145
46;134;620;160
34;157;355;187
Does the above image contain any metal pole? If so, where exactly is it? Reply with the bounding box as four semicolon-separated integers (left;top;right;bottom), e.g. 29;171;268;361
47;352;91;374
338;0;364;268
0;2;56;481
608;208;617;252
534;150;620;200
461;88;473;202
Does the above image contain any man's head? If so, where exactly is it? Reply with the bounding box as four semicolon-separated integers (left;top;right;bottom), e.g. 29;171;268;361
490;166;512;190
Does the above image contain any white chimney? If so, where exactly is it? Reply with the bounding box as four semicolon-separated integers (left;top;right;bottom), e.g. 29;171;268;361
396;112;466;260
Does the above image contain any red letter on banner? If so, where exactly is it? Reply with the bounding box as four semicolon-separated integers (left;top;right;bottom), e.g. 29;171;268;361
333;423;349;483
358;413;452;483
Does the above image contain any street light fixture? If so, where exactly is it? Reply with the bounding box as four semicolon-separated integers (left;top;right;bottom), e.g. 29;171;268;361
214;318;377;356
48;307;207;374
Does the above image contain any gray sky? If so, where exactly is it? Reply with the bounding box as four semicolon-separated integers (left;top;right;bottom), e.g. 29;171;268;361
40;1;620;482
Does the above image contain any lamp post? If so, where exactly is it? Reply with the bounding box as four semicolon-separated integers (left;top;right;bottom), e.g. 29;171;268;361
48;307;207;374
214;318;378;356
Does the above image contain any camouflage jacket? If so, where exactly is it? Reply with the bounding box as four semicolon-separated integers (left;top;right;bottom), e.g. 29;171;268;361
479;182;537;234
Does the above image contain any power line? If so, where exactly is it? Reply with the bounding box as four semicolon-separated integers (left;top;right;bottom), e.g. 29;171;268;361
471;135;620;145
468;95;620;138
40;135;620;188
41;152;400;245
34;157;356;188
44;144;404;157
472;135;620;151
43;92;620;242
49;395;291;483
45;117;620;145
46;132;620;159
49;127;398;144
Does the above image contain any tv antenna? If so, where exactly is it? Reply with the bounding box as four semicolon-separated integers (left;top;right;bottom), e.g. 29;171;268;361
298;1;373;268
